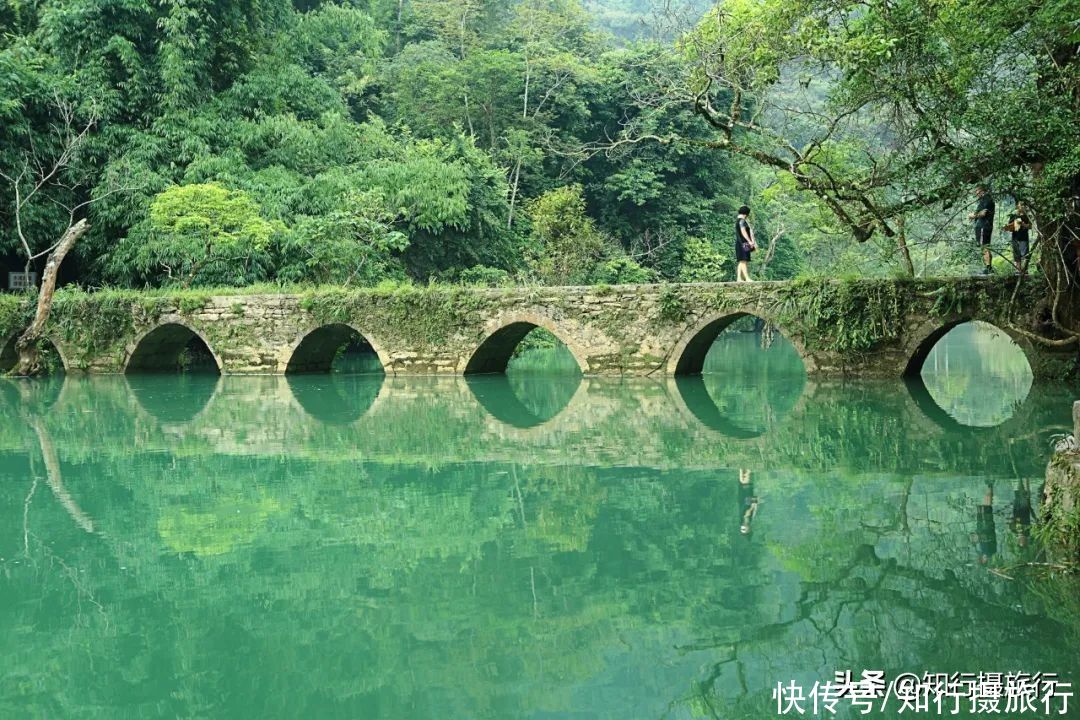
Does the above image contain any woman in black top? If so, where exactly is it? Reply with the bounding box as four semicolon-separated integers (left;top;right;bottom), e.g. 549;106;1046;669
735;205;756;282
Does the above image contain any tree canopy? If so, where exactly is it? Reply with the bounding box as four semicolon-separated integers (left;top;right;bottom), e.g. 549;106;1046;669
0;0;1076;314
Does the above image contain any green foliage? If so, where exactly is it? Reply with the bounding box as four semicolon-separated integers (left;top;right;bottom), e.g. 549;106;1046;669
458;265;513;287
278;190;408;286
657;284;687;322
527;185;606;285
590;256;656;285
7;0;1073;295
115;183;281;287
774;279;906;353
678;237;729;283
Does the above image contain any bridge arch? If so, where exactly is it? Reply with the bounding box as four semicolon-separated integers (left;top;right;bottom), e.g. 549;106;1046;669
667;309;807;375
902;317;1034;378
461;314;589;375
283;323;388;374
125;321;222;374
1;334;69;374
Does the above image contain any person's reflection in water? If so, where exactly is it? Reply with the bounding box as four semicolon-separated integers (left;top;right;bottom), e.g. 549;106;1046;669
738;469;759;536
972;482;997;565
1010;478;1032;550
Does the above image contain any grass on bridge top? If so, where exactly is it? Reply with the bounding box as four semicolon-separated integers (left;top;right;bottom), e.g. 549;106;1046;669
0;273;1020;303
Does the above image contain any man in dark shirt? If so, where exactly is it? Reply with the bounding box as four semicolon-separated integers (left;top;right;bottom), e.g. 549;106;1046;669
969;186;996;274
1003;200;1032;274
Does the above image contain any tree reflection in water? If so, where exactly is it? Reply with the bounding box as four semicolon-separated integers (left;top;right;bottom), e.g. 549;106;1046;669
919;321;1033;427
695;324;806;436
0;336;1076;720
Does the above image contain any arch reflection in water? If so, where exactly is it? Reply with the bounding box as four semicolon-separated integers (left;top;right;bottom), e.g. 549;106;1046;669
287;373;385;425
126;323;221;374
677;324;806;437
287;324;384;375
913;321;1033;428
127;374;221;424
466;374;582;429
468;336;582;428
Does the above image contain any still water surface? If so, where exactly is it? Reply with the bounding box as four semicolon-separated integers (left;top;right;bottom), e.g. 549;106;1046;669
1;324;1077;718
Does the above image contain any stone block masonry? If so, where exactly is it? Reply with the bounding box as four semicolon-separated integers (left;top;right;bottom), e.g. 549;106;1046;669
0;278;1074;379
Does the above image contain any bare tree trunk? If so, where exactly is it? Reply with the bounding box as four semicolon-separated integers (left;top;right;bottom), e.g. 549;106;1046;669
896;214;915;278
508;157;522;229
523;57;531;119
12;219;87;376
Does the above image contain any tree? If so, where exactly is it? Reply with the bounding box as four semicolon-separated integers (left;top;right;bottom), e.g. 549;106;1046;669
278;190;408;286
527;184;607;284
118;183;280;287
0;93;115;376
615;0;1078;348
678;236;729;282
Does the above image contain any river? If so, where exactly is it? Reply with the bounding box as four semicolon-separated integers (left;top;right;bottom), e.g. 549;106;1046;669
1;322;1077;718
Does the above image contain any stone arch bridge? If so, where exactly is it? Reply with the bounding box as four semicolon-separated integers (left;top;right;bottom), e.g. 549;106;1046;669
0;278;1073;379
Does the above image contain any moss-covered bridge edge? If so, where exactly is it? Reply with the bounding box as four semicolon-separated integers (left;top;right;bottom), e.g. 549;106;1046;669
0;278;1075;379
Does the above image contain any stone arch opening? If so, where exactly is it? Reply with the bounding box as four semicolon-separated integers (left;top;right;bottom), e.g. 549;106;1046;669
670;312;806;376
126;323;221;374
464;320;586;375
286;324;385;375
904;320;1033;428
903;319;1033;377
0;335;67;375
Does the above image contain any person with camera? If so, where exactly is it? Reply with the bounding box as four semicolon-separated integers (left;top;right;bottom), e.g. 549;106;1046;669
969;186;996;275
1002;200;1032;274
735;205;757;282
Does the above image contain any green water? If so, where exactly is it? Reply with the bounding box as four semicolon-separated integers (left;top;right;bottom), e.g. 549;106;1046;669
1;324;1078;719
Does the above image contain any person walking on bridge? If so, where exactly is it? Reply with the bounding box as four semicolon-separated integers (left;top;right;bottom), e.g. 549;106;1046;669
968;186;996;275
1003;200;1032;274
735;205;756;282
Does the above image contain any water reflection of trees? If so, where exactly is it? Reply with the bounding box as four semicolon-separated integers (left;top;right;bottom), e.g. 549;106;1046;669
3;446;1078;718
920;321;1034;427
696;331;806;437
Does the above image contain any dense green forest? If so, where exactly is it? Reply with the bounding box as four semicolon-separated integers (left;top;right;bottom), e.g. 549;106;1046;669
1;0;1077;292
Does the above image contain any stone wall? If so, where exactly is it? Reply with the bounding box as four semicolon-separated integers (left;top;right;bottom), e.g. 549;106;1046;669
0;277;1074;378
